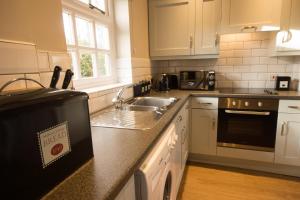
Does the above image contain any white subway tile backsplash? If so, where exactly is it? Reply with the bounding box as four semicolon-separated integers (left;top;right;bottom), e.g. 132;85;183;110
249;81;266;88
227;42;244;50
266;81;276;88
233;49;252;57
218;66;234;72
233;81;248;88
252;49;268;56
257;73;270;80
260;57;278;64
0;74;26;91
278;56;295;64
244;41;261;49
235;33;252;41
25;73;41;89
217;81;232;88
250;65;268;72
227;58;243;65
226;73;242;81
234;65;251;72
267;65;286;72
242;73;258;80
219;50;234;58
243;57;260;65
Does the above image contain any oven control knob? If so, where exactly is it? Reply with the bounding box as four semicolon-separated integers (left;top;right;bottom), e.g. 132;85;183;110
232;101;236;106
245;101;249;107
258;102;263;107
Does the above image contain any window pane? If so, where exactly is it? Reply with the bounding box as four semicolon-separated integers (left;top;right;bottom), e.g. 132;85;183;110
96;24;110;50
63;12;75;45
91;0;106;12
96;52;110;76
80;53;94;78
76;17;94;47
69;51;79;80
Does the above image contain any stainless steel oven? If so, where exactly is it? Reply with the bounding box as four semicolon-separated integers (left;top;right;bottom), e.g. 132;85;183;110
217;98;279;152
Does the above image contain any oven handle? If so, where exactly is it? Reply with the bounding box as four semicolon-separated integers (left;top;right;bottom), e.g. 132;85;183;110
225;110;271;116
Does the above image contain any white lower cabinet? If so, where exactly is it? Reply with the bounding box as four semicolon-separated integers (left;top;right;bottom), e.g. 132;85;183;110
115;176;136;200
173;100;189;195
275;101;300;167
190;98;218;155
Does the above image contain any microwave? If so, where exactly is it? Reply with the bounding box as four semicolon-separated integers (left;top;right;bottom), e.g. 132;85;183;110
179;71;215;90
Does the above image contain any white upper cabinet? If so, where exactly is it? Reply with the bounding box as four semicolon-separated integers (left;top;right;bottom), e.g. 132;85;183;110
149;0;195;57
195;0;221;55
220;0;282;34
149;0;220;59
273;0;300;55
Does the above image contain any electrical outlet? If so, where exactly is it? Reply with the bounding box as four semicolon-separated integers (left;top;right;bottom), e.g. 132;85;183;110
271;75;276;80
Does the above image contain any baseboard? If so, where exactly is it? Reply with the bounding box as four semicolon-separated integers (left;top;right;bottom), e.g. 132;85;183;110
188;153;300;177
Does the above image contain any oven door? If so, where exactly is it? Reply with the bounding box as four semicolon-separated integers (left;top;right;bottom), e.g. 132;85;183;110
217;109;278;152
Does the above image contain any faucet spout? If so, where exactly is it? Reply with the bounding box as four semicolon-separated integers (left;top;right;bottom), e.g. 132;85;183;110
112;84;133;109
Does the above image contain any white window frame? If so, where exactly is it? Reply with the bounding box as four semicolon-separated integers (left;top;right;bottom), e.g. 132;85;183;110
62;0;117;89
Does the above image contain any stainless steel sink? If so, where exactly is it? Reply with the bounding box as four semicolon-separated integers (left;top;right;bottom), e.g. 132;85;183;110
90;96;178;130
130;97;178;109
123;105;159;112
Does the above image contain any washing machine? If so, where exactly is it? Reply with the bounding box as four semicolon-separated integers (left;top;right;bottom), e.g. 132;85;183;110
135;123;177;200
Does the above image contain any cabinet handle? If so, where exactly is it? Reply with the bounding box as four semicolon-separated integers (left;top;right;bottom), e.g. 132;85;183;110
288;106;300;109
281;121;287;136
215;32;220;47
241;26;257;32
282;30;293;43
190;35;193;49
198;102;212;105
212;119;216;130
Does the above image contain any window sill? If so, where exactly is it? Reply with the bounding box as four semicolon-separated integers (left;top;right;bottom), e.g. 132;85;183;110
79;83;131;98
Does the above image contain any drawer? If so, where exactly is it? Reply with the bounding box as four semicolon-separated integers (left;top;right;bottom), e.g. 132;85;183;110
191;97;218;109
279;100;300;114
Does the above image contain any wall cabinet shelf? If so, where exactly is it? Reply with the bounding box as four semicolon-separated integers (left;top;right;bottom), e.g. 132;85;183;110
149;0;220;60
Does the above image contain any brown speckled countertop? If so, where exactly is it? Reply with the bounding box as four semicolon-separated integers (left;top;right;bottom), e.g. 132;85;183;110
42;89;300;200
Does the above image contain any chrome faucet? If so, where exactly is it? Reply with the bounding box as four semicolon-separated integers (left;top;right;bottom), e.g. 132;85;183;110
112;84;133;109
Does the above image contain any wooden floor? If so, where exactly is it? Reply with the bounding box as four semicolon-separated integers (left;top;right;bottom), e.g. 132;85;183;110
178;163;300;200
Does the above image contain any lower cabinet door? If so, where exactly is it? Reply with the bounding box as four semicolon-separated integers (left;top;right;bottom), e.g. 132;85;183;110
190;109;217;155
275;113;300;166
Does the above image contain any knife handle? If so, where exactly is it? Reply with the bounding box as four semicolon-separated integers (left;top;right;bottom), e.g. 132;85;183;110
50;66;62;88
62;69;74;89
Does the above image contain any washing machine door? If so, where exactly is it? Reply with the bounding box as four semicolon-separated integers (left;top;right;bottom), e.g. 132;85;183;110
160;156;176;200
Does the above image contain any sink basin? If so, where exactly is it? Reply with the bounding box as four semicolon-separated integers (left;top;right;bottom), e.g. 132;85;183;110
130;97;178;109
123;105;159;112
90;96;179;130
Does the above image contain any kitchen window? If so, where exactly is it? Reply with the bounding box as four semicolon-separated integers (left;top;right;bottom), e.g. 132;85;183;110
62;0;116;89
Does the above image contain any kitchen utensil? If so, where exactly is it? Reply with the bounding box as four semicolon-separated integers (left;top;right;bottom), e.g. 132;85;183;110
50;66;62;88
62;69;74;89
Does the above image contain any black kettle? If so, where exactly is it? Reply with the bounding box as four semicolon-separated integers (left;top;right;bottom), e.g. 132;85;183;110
159;74;169;91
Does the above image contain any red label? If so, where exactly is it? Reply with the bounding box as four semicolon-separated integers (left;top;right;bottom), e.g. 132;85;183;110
51;143;64;156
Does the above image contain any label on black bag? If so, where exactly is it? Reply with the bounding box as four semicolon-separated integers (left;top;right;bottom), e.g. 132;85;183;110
37;122;71;168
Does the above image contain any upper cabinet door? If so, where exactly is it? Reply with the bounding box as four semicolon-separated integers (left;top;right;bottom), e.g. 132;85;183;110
195;0;221;55
221;0;282;34
275;0;300;52
149;0;195;57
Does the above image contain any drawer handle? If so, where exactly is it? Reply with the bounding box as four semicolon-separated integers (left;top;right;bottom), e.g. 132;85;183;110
198;102;212;105
288;106;300;109
212;119;216;130
281;121;287;136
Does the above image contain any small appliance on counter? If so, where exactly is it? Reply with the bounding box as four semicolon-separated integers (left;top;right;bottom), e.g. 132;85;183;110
167;74;179;89
159;73;169;91
276;76;291;91
0;80;93;199
179;70;215;90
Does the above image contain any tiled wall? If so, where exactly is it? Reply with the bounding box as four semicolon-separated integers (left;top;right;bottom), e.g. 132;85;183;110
151;32;300;90
0;41;72;92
